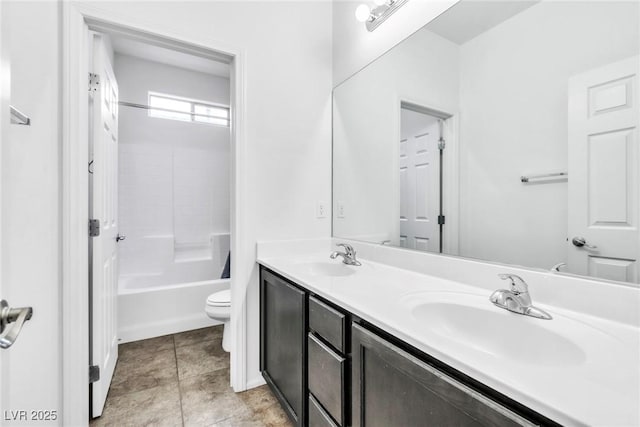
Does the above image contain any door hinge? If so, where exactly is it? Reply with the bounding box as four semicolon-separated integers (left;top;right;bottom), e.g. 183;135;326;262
89;219;100;237
89;365;100;383
438;138;446;151
89;73;100;94
438;215;446;225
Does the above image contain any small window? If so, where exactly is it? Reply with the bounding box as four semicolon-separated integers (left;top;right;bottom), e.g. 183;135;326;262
148;92;230;127
194;104;229;126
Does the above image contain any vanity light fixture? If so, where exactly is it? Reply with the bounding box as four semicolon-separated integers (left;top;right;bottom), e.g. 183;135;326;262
355;0;409;32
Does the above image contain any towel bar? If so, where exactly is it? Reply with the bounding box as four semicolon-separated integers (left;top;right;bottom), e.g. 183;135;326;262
520;172;567;183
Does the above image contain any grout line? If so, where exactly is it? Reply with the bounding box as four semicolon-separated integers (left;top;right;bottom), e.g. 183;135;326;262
174;334;186;427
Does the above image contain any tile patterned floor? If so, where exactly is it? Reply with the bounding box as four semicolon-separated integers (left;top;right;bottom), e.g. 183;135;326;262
91;326;293;427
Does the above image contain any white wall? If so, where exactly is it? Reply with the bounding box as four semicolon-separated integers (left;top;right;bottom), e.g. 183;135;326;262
83;0;333;390
333;28;459;243
115;54;230;276
458;1;639;269
2;1;61;423
332;0;459;85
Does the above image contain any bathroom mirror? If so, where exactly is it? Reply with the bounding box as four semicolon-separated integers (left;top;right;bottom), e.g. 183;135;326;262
332;0;640;285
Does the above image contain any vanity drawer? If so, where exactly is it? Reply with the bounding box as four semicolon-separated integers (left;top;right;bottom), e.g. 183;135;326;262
309;394;339;427
308;333;346;426
309;296;346;353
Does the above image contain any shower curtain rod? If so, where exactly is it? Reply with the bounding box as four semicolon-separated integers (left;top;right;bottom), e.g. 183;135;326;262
117;101;227;121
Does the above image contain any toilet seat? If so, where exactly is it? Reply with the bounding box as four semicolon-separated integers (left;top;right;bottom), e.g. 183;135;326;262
207;289;231;307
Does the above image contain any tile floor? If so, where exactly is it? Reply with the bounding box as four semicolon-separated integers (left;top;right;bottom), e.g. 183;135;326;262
91;326;293;427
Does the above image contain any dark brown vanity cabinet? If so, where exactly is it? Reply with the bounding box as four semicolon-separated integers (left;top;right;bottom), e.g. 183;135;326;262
259;266;553;427
260;269;307;426
351;324;534;427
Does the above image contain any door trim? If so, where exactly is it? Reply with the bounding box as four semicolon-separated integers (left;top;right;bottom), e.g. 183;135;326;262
61;3;248;425
0;0;8;414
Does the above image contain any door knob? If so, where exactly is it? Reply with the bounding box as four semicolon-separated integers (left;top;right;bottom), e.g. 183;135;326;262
572;237;597;249
0;300;33;349
116;234;126;242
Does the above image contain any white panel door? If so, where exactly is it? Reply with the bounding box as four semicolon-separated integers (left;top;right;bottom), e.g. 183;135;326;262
399;108;440;252
91;34;119;417
568;56;639;284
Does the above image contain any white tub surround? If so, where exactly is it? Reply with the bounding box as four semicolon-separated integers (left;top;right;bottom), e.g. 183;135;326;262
256;238;640;427
117;232;230;342
119;233;230;280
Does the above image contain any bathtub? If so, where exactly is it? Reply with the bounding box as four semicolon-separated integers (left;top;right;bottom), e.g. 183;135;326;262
117;233;230;343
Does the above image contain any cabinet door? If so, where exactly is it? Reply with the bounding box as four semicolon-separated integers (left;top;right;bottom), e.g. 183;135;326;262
351;324;534;427
308;333;346;425
260;269;307;426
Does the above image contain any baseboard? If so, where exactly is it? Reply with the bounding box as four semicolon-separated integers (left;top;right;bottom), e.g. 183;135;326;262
246;374;266;390
118;314;222;343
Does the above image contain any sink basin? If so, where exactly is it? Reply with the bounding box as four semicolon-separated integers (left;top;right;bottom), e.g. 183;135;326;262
404;292;586;366
290;261;356;277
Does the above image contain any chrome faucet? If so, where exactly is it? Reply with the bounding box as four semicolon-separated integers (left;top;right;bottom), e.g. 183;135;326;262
330;243;361;266
490;274;552;320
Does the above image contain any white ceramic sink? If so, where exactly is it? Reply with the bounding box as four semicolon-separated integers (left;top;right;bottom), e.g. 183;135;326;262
290;261;356;277
403;292;588;366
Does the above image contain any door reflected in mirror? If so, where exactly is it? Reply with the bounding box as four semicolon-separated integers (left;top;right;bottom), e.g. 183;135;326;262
332;0;639;285
399;105;450;253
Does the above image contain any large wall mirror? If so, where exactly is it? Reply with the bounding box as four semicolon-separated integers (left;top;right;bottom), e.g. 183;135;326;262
333;0;640;285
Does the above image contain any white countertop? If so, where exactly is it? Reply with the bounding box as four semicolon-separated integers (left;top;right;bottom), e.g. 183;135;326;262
257;252;640;427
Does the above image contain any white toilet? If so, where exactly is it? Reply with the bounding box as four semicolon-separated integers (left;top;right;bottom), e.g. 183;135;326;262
205;289;231;352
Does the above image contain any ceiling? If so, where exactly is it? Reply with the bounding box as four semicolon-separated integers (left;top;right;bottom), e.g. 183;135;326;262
111;35;230;78
427;0;540;45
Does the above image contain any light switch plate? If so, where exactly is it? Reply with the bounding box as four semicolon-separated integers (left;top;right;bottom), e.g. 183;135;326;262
316;201;328;218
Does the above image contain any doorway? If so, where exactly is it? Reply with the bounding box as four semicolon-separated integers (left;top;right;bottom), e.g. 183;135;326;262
62;6;248;424
87;29;234;418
